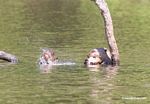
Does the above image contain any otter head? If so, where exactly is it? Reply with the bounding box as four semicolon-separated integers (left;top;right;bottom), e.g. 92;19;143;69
39;48;58;65
84;49;102;67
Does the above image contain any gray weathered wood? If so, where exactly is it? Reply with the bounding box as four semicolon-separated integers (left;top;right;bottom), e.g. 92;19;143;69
95;0;120;66
0;51;18;63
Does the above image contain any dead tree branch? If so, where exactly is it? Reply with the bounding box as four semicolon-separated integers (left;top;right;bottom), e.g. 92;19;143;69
0;51;18;63
95;0;120;66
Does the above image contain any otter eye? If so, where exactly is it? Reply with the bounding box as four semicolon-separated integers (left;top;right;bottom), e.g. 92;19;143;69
93;56;96;58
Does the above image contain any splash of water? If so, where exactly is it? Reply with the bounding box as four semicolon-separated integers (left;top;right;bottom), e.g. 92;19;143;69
52;61;76;66
38;60;76;73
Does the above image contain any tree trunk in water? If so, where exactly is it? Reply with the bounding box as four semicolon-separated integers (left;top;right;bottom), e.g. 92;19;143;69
95;0;120;66
0;51;18;63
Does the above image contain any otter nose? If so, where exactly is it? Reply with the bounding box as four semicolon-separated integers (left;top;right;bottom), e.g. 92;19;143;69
44;54;50;60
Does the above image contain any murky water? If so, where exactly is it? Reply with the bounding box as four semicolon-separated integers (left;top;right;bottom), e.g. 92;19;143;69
0;0;150;103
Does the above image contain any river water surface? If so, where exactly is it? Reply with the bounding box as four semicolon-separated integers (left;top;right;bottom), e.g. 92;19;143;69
0;0;150;104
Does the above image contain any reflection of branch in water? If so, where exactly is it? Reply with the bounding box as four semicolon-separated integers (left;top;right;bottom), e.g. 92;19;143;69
0;51;18;63
102;66;118;78
89;66;118;104
0;62;15;69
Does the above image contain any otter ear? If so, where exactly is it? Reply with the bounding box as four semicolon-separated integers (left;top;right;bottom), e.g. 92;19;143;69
104;48;112;59
87;55;89;58
42;48;47;52
41;49;45;52
104;48;107;52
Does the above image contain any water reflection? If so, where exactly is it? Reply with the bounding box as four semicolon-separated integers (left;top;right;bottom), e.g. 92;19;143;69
89;66;118;104
102;66;118;78
0;60;17;69
39;64;54;73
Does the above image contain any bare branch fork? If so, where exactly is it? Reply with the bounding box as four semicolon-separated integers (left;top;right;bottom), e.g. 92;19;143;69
0;51;18;63
95;0;120;66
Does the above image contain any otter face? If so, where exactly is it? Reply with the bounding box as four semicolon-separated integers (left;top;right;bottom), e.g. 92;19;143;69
43;50;56;62
84;49;102;66
39;48;58;65
85;56;101;65
84;48;113;67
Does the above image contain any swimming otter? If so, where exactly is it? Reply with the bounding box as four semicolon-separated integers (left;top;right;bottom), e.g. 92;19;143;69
84;48;112;67
39;48;58;65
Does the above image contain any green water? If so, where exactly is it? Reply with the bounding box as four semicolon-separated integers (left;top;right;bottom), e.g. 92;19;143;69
0;0;150;103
